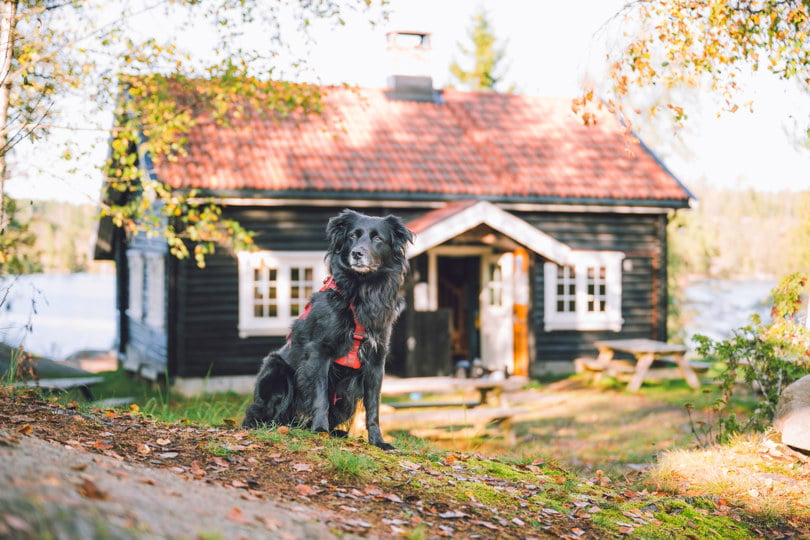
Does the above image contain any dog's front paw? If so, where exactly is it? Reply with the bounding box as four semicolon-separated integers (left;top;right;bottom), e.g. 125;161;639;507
371;439;395;451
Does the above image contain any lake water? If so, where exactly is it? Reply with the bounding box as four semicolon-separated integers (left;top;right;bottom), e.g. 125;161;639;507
0;273;116;359
680;278;776;347
0;273;780;360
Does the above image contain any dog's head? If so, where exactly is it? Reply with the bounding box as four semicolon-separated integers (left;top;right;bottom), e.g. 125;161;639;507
326;210;414;278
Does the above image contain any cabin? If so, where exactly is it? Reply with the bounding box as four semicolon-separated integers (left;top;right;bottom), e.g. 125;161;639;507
94;36;693;394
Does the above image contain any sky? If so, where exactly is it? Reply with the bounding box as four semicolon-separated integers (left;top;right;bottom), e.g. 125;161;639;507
5;0;810;204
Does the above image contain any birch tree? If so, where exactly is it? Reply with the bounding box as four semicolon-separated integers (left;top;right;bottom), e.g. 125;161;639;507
0;1;384;268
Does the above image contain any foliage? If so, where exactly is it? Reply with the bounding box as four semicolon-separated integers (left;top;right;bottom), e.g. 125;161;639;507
0;197;41;274
449;8;514;93
576;1;810;139
668;186;810;279
1;0;385;267
692;272;810;441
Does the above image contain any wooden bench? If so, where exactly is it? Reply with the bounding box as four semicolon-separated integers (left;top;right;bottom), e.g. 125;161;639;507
16;376;104;400
381;376;528;408
379;406;528;445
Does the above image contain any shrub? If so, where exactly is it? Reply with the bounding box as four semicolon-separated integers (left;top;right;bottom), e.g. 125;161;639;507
693;272;810;442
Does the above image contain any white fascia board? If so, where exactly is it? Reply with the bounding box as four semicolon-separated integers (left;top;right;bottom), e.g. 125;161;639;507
409;200;572;264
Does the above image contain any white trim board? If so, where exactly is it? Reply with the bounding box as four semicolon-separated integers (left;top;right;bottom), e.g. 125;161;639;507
408;200;572;263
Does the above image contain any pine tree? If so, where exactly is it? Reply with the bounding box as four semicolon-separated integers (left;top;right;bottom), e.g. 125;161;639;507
449;10;513;93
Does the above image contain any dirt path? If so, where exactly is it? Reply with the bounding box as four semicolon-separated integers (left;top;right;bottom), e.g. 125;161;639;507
0;431;341;539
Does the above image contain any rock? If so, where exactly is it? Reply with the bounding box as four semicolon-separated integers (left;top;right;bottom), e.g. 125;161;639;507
774;374;810;452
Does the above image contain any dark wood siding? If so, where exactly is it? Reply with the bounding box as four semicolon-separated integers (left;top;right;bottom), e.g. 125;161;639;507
174;205;424;378
170;204;670;377
519;211;669;362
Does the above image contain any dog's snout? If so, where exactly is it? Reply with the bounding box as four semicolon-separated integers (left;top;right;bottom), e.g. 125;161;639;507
351;249;365;262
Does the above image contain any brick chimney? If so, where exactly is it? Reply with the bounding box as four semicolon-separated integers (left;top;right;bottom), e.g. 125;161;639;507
385;31;440;103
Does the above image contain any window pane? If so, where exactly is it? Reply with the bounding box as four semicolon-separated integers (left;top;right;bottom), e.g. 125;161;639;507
268;269;277;281
291;304;300;317
268;286;277;300
267;304;277;317
254;305;264;317
305;268;313;281
291;268;299;281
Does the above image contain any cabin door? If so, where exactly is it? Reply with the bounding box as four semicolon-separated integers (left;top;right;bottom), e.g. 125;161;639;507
479;253;514;374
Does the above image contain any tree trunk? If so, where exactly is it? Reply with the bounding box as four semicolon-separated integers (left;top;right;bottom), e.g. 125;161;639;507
0;0;18;225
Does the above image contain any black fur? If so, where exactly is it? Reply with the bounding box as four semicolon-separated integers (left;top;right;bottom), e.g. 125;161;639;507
242;209;414;450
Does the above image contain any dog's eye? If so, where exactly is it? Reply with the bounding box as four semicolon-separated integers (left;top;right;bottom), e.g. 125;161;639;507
349;232;358;240
373;235;383;243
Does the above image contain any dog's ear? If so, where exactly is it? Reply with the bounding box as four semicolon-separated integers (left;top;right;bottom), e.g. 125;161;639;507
326;209;359;255
384;214;414;260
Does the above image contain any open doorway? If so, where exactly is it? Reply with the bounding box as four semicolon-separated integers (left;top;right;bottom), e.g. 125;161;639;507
437;256;480;368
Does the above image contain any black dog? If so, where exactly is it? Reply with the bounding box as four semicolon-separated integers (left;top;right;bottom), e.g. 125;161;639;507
243;209;413;450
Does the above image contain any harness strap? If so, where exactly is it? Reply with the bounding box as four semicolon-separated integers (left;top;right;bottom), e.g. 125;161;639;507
292;276;364;370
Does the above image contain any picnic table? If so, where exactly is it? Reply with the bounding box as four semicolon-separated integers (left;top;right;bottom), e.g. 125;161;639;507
577;338;702;392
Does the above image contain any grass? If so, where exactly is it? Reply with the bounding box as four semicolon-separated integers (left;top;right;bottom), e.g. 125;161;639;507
325;447;380;480
646;431;810;523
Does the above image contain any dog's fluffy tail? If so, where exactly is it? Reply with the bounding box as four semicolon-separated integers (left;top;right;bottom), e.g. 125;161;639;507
242;351;296;428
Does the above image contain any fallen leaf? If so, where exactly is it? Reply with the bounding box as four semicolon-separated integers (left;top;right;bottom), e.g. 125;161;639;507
292;463;311;472
158;452;178;459
474;520;498;530
138;477;157;486
92;440;113;451
512;517;526;526
226;507;252;525
3;515;32;533
256;516;279;531
128;404;140;412
77;478;108;500
17;424;32;435
438;511;467;519
276;426;290;435
156;438;171;446
618;526;634;534
343;519;372;529
70;463;88;471
222;418;237;427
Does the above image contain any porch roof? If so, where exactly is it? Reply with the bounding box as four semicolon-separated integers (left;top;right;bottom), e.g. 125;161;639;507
407;200;572;263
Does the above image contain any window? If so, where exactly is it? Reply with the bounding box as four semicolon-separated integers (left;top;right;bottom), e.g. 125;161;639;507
238;251;328;337
544;251;624;332
145;255;165;329
127;251;144;319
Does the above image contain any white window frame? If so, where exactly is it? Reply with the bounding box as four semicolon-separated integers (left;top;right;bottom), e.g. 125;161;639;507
127;250;144;320
544;251;624;332
145;254;165;329
238;251;328;338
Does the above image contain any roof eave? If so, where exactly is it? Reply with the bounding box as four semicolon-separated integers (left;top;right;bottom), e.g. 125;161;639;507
171;187;692;210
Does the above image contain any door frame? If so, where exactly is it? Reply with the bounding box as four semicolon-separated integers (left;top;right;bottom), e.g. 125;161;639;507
422;245;530;375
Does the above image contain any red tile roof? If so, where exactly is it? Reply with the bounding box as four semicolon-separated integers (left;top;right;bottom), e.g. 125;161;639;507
151;87;691;205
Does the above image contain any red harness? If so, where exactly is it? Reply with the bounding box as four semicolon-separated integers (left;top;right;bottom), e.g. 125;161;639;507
294;276;365;369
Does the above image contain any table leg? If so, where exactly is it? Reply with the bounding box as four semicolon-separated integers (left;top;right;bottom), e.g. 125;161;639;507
594;348;615;383
673;354;701;389
627;352;654;392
